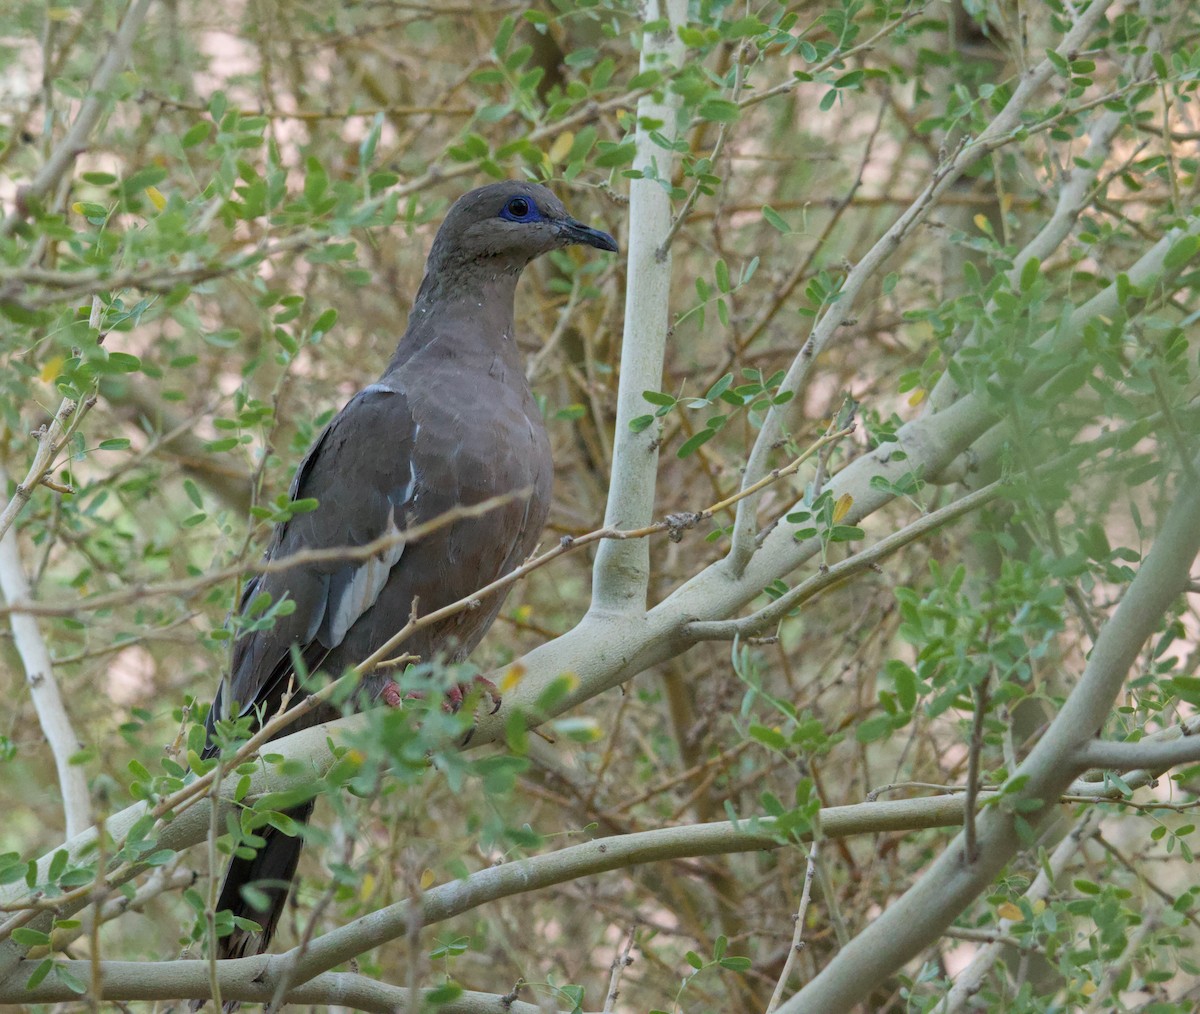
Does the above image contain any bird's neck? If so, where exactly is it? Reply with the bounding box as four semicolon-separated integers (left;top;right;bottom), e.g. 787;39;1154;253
387;263;523;371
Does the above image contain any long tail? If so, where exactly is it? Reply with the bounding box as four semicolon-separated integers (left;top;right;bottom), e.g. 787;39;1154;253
215;799;314;960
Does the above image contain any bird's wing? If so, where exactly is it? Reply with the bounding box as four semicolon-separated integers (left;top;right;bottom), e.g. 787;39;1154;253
214;382;419;726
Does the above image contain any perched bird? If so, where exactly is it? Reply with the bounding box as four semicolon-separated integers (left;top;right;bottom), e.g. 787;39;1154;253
203;181;617;962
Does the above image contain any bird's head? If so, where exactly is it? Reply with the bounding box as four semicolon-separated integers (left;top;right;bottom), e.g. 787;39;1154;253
426;181;618;273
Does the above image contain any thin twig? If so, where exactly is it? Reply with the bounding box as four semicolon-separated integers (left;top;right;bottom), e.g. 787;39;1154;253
602;925;637;1013
0;392;97;547
0;489;530;618
766;841;819;1012
0;0;153;235
656;44;750;260
963;675;991;865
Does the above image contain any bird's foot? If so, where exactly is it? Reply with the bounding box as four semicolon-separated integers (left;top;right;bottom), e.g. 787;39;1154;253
379;675;501;714
446;674;503;715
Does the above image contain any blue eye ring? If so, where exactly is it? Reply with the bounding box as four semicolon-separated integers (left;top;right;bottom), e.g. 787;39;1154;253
500;196;538;222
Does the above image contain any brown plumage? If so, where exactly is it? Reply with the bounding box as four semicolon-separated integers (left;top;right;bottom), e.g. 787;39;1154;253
201;181;616;969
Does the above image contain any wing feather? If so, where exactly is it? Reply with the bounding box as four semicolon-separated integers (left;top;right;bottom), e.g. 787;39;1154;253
215;383;418;725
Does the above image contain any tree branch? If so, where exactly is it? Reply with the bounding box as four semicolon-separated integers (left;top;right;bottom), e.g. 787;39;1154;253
589;0;687;613
0;468;89;838
777;450;1200;1013
0;394;96;546
0;787;978;1002
727;0;1119;573
1073;735;1200;774
934;810;1101;1014
7;967;588;1012
0;0;153;236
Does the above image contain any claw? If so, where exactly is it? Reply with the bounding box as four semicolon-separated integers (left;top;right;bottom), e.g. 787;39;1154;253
445;674;502;713
378;675;501;714
380;680;404;708
482;676;503;714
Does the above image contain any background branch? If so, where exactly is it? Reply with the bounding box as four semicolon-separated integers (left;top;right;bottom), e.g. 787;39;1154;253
0;467;89;838
779;453;1200;1012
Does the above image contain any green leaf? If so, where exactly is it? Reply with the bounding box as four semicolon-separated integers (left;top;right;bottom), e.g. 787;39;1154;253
828;525;864;543
98;438;130;451
53;963;87;994
181;121;213;148
425;981;465;1003
48;849;68;882
106;352;141;373
594;141;636;168
304;157;328;205
749;724;788;750
894;674;919;717
762;205;790;233
685;950;704;970
183;478;203;509
677;429;715;458
705;373;733;400
359;112;384;166
11;927;51;947
698;99;740;123
1163;234;1200;273
1019;256;1040;291
856;715;895;743
714;260;731;293
642;390;677;407
493;15;516;56
25;958;53;990
143;849;175;867
1167;677;1200;706
311;308;338;339
630;414;655;433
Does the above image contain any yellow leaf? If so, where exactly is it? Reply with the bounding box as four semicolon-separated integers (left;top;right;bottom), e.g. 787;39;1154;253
346;748;365;765
1080;980;1096;997
996;902;1023;922
39;355;65;383
548;131;574;166
973;213;989;231
359;872;375;900
832;493;853;524
420;868;435;890
907;387;926;407
145;186;167;211
513;604;533;623
500;662;527;694
70;202;85;215
906;319;934;342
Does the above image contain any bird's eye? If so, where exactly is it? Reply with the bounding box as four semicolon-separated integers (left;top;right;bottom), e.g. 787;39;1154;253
505;197;531;219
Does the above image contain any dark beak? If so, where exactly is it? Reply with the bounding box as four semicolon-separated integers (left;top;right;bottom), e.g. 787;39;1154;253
558;217;618;252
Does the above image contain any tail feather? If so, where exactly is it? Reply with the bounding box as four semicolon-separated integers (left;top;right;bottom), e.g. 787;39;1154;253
216;800;315;960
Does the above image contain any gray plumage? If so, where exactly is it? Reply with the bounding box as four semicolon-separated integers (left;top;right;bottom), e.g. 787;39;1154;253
203;181;616;967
